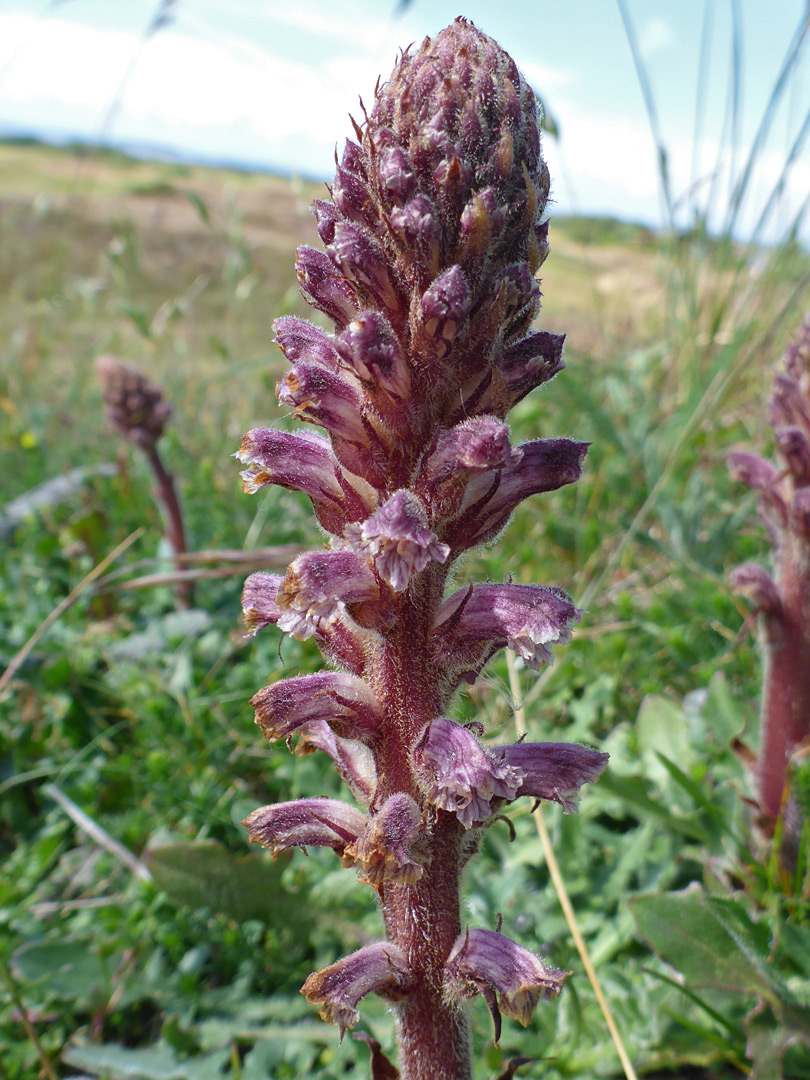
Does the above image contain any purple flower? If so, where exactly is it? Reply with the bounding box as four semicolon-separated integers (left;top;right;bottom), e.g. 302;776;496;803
415;718;522;827
336;312;411;401
444;928;569;1040
294;720;377;804
276;550;379;640
241;573;284;636
775;426;810;485
250;672;381;743
273;316;343;371
233;19;603;1071
728;564;782;616
296;245;360;327
416;416;519;520
302;943;411;1038
342;793;427;886
447;438;589;550
419;266;472;358
243;797;367;858
96;355;172;446
237;428;375;534
328;221;401;316
494;742;609;812
345;490;449;592
434;583;582;680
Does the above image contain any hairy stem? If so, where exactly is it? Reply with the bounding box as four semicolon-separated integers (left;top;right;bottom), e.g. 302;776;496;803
760;538;810;818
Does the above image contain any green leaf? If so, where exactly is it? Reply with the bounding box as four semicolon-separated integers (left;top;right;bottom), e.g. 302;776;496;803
183;189;212;228
630;887;776;995
704;671;749;747
61;1042;229;1080
636;694;695;781
144;840;294;923
12;939;120;1006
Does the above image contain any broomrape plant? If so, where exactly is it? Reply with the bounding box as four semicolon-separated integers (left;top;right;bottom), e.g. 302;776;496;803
237;20;607;1079
729;315;810;824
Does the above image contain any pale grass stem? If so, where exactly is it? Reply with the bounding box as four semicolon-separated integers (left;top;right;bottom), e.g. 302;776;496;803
0;961;60;1080
507;652;639;1080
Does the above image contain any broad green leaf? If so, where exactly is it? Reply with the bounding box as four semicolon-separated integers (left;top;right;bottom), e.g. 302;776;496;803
630;888;776;995
61;1042;229;1080
12;939;120;1006
144;839;294;923
636;694;695;782
704;672;749;747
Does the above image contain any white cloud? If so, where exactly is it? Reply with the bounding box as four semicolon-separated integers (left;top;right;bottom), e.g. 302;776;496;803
638;16;675;60
0;9;805;242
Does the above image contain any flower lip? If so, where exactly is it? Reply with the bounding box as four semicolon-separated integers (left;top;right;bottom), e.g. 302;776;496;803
415;717;522;827
444;927;569;1041
345;490;449;592
302;942;411;1039
434;582;582;674
493;741;609;812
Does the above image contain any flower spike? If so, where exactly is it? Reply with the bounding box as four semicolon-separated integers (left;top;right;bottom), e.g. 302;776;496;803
236;19;603;1074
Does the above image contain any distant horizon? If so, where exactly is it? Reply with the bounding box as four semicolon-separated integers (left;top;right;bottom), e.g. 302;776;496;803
4;125;802;252
1;1;808;249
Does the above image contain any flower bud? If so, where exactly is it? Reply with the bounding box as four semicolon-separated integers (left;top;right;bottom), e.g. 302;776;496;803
336;312;411;401
296;246;361;327
274;316;343;371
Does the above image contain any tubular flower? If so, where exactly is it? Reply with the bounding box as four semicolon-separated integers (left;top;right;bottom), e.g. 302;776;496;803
444;928;569;1042
302;943;411;1039
344;490;449;592
414;717;522;827
251;672;381;743
237;19;605;1077
243;798;367;858
494;742;610;812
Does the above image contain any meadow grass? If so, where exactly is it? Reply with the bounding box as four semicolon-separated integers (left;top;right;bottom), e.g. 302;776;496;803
0;113;808;1080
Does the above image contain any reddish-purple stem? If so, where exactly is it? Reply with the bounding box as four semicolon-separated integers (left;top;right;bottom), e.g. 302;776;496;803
143;443;193;610
759;540;810;818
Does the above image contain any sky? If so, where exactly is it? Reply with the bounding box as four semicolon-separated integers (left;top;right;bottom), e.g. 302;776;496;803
0;0;808;242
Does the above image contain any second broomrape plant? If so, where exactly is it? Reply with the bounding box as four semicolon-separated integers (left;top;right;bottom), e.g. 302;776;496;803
237;20;607;1080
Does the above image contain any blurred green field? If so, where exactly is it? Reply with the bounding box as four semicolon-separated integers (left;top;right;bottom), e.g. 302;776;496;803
1;137;810;1079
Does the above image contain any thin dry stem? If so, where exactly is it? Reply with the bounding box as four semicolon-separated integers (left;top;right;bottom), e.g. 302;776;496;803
507;654;638;1080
